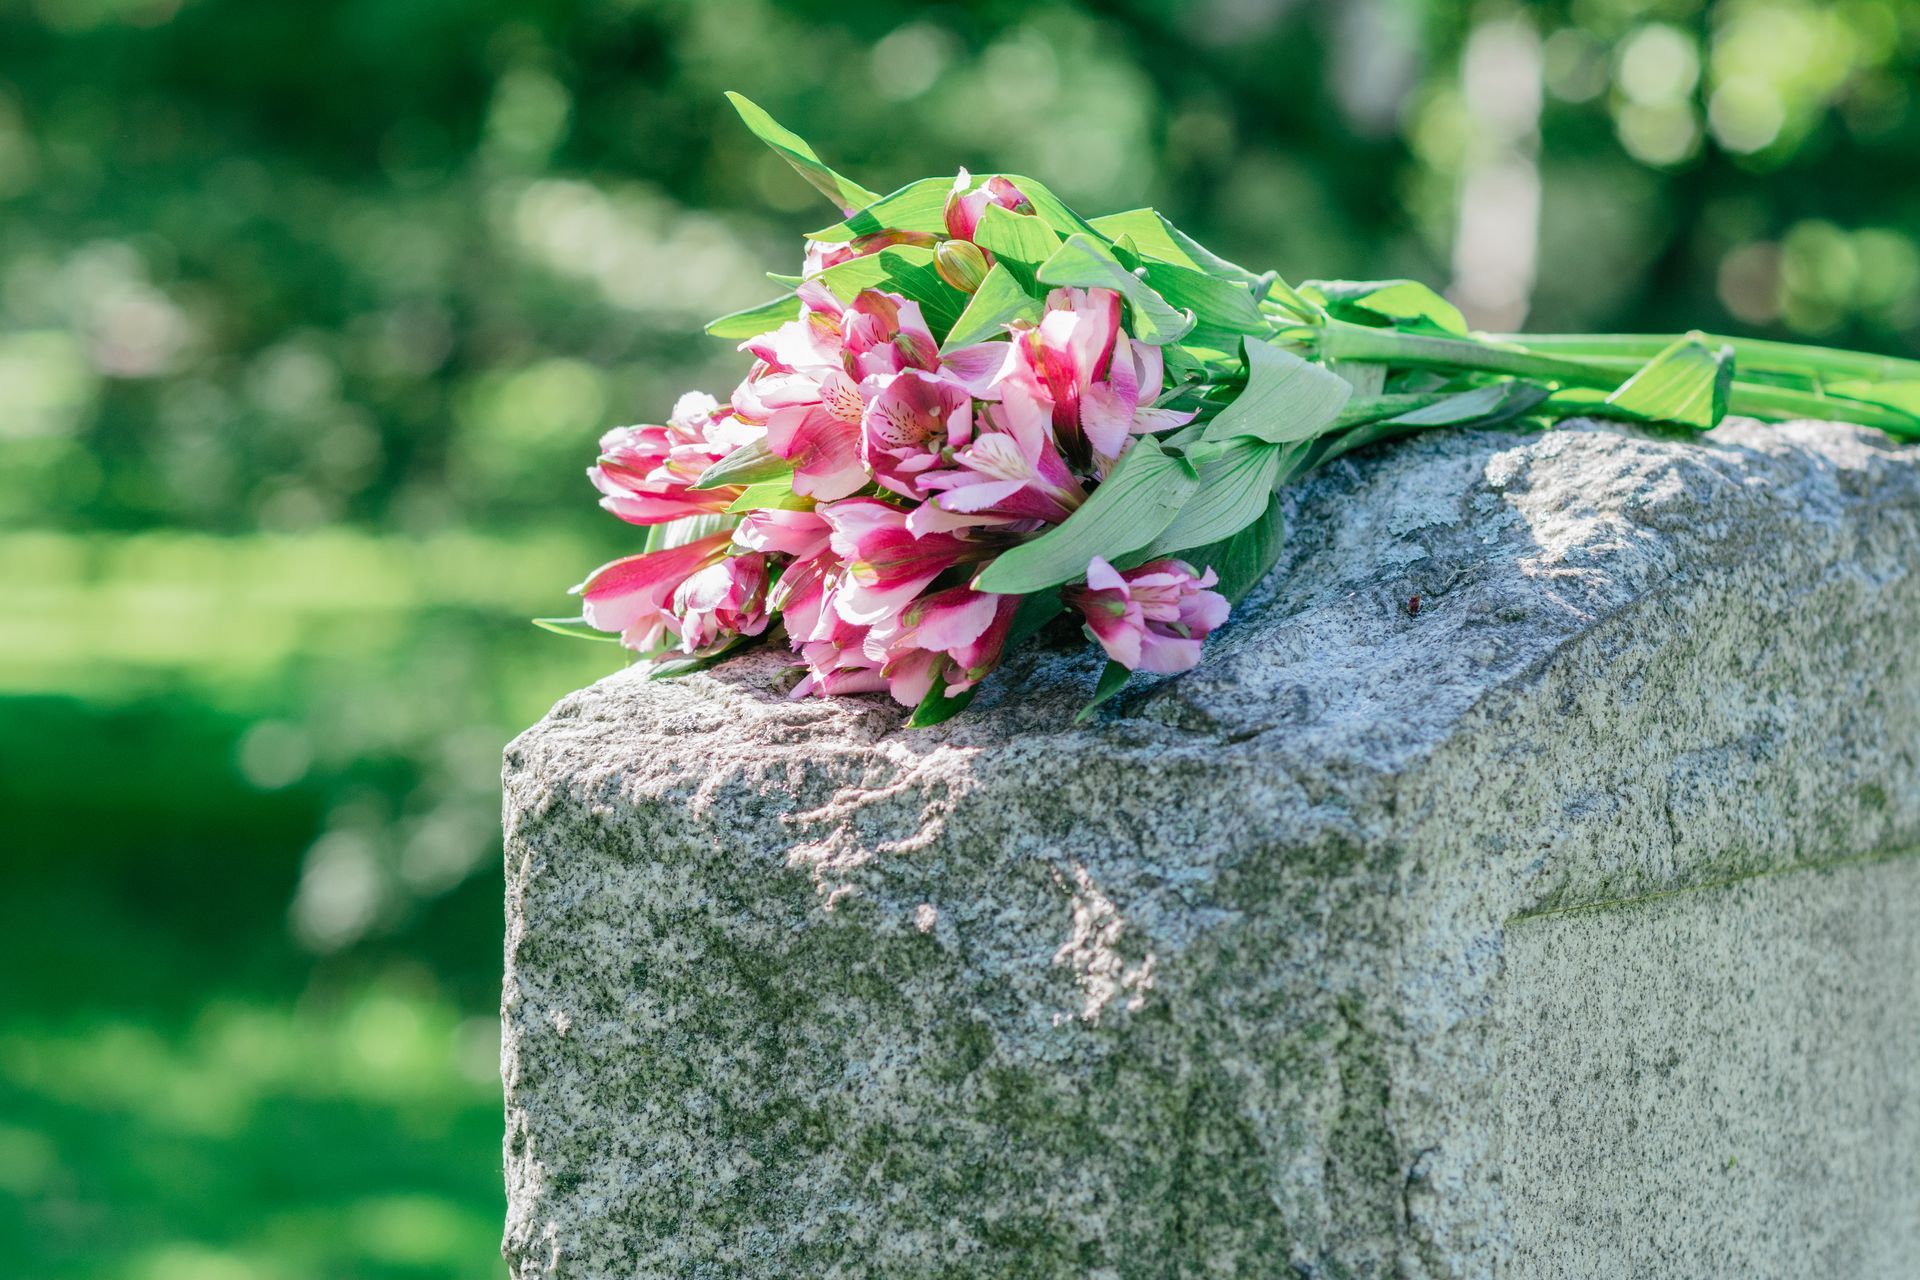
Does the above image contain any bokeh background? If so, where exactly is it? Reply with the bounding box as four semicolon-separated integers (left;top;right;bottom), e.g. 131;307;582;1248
3;0;1916;1275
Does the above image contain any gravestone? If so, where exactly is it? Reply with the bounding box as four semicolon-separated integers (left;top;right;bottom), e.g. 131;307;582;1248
501;419;1920;1278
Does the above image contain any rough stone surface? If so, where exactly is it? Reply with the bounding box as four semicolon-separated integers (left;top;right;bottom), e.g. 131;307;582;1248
501;418;1920;1278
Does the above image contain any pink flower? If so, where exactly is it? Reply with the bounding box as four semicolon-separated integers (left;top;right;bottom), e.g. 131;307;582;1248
861;368;974;499
820;498;998;626
589;392;755;525
673;552;771;653
916;381;1086;526
866;585;1019;706
1063;557;1231;674
944;170;1033;243
732;507;831;559
1001;287;1195;467
575;532;732;656
733;286;941;500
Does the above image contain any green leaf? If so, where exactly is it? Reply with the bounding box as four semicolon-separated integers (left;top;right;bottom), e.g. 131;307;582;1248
533;616;621;642
810;245;967;332
694;437;792;489
1383;380;1549;427
725;477;813;513
972;203;1062;290
1074;659;1132;723
643;511;736;553
1308;279;1468;336
1182;494;1285;604
1005;588;1065;647
706;294;800;340
1143;438;1290;556
1139;261;1267;335
973;434;1200;595
645;635;754;680
1605;336;1733;430
807;176;952;242
907;661;976;727
724;92;878;215
1035;234;1194;346
994;174;1101;241
1203;339;1353;444
942;263;1042;351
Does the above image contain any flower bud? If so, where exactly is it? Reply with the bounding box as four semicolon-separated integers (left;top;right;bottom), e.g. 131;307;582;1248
934;239;991;294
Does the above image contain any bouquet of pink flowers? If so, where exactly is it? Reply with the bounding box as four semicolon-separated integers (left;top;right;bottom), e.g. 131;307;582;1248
542;95;1920;725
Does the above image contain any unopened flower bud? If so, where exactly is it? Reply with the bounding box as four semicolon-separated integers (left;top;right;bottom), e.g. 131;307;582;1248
934;239;991;294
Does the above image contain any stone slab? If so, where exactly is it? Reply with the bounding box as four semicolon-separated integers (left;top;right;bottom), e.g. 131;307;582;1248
501;419;1920;1277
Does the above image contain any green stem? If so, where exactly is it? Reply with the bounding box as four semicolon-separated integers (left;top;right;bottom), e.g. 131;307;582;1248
1318;320;1920;436
1492;332;1920;384
1318;321;1621;389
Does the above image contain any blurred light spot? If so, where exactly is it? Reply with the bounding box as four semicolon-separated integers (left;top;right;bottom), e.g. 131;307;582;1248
453;1016;501;1086
483;67;571;166
349;1194;485;1267
236;720;311;790
247;340;339;416
125;1244;260;1280
980;27;1060;107
0;1123;55;1196
0;331;96;438
870;22;957;101
1716;241;1782;324
1617;24;1700;104
0;90;41;199
399;808;485;894
291;831;386;952
1707;77;1785;152
1331;0;1421;136
1186;0;1297;46
1450;18;1543;330
1616;101;1701;166
1542;28;1609;103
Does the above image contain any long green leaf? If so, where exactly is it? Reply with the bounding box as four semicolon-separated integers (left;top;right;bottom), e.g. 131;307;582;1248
695;437;791;489
1202;339;1353;444
1384;380;1549;426
810;245;967;333
706;294;800;340
1143;438;1289;556
643;511;736;553
1182;494;1285;604
995;174;1101;240
724;92;878;215
1035;234;1194;346
972;203;1062;290
807;176;951;242
533;616;621;642
907;661;976;727
973;435;1199;594
1074;659;1132;723
1140;261;1267;334
725;477;813;513
942;262;1041;351
1307;279;1468;336
1605;336;1733;429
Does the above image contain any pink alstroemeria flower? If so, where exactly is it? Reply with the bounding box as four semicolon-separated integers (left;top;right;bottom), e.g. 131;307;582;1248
1063;556;1231;674
917;381;1086;526
1001;287;1196;466
866;585;1019;706
944;169;1033;242
589;392;757;525
820;498;996;626
575;532;733;656
734;286;941;500
861;368;974;499
673;552;771;653
732;506;831;559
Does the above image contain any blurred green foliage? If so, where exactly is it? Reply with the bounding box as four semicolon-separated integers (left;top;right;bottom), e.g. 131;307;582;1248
1;0;1914;1275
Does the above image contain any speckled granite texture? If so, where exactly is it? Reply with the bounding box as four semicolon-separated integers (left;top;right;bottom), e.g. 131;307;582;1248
501;419;1920;1278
